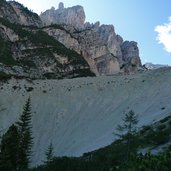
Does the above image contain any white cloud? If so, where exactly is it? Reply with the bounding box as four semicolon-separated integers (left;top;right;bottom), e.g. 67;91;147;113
155;17;171;53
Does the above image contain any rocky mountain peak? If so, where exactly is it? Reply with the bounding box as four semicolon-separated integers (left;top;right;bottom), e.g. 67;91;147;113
40;2;85;29
58;2;64;10
40;3;142;75
0;0;142;78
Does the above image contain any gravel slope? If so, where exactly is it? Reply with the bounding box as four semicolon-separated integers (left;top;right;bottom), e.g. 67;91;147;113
0;67;171;166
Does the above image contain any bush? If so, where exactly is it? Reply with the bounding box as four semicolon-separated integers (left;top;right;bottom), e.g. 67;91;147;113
157;124;166;130
0;72;12;80
160;115;171;123
140;125;153;135
0;35;16;66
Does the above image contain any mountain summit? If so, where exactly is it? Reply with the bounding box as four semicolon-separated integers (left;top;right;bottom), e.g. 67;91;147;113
40;2;85;29
40;2;142;76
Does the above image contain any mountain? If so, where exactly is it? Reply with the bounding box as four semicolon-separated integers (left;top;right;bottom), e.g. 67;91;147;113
0;0;143;79
1;0;170;168
0;67;171;166
40;2;142;76
144;62;168;70
0;0;94;79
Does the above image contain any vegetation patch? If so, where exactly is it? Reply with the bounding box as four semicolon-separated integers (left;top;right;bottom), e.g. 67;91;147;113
0;35;17;66
0;71;12;80
1;101;171;171
160;115;171;123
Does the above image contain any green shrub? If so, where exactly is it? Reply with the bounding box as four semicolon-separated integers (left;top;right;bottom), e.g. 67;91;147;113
160;115;171;123
0;72;12;80
157;124;166;130
140;125;153;135
169;121;171;125
0;35;17;66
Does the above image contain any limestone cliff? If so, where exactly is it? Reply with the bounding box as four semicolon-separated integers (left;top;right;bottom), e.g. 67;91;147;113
0;0;94;79
40;2;85;29
0;0;142;78
41;3;142;76
0;0;42;27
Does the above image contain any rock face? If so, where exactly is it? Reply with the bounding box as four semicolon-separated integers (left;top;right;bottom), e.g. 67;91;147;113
121;41;142;73
0;0;42;27
41;3;142;75
40;2;85;29
0;0;142;78
0;0;94;79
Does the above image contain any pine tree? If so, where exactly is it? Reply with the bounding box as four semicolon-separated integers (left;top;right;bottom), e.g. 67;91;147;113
45;142;54;164
115;110;138;160
17;97;33;170
0;124;20;171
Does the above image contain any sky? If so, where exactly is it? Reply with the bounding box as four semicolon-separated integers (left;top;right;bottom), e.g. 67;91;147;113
9;0;171;65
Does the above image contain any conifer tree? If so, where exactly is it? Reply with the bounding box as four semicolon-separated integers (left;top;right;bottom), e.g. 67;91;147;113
116;110;138;160
17;97;33;170
0;124;19;171
45;142;54;164
0;98;33;171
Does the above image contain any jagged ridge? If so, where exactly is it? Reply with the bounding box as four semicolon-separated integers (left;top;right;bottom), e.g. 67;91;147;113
40;2;143;76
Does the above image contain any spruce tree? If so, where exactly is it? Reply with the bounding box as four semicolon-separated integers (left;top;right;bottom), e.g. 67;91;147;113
17;97;33;170
45;142;54;164
116;110;138;160
0;124;20;171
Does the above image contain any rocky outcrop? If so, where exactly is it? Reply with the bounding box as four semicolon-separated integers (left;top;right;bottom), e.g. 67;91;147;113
121;41;142;73
0;0;142;77
72;24;124;75
0;16;94;79
9;1;42;27
41;3;142;75
43;26;81;54
44;23;142;75
40;2;85;29
0;0;42;27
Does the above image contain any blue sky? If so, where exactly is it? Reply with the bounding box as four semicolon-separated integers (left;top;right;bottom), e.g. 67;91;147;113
12;0;171;65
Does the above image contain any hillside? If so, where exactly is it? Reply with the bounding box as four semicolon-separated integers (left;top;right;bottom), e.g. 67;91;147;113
1;0;171;169
0;67;171;166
